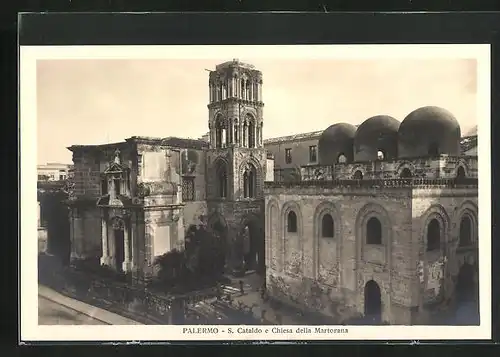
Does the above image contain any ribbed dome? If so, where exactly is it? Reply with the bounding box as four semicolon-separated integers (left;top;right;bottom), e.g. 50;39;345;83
354;115;400;161
398;106;461;158
318;123;357;165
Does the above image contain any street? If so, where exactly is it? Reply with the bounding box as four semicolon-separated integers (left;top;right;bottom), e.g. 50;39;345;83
38;295;108;325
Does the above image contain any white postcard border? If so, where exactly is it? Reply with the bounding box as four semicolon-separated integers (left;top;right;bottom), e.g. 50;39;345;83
21;44;492;341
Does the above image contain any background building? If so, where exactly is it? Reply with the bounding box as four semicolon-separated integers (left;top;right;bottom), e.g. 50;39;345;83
37;162;73;181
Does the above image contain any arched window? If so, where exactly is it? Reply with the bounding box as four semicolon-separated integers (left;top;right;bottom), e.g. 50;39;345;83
377;150;385;161
243;164;257;198
366;217;382;245
321;214;334;238
248;120;255;148
427;219;441;251
456;166;466;181
428;142;439;156
338;154;347;164
353;170;363;180
459;215;472;247
287;211;298;233
215;115;225;149
216;161;228;198
400;168;412;178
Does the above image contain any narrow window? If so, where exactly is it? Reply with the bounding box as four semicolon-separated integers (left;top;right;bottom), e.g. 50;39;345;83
321;214;334;238
309;145;317;163
459;216;472;247
114;178;121;196
287;211;298;233
427;219;440;251
101;178;108;195
182;177;195;201
366;217;382;245
285;148;292;164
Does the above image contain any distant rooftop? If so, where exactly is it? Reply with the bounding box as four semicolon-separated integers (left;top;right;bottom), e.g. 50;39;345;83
264;131;324;145
37;162;72;168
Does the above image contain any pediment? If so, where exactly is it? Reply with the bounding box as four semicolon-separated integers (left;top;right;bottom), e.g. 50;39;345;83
104;161;128;174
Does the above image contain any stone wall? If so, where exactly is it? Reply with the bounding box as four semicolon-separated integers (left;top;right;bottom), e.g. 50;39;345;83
264;183;479;324
70;206;101;260
142;206;184;277
264;185;414;323
300;156;478;181
411;187;479;318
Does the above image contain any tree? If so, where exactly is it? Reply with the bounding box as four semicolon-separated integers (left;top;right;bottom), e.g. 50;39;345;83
154;223;225;291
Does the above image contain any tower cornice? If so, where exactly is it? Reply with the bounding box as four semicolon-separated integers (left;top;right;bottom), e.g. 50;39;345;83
207;98;265;110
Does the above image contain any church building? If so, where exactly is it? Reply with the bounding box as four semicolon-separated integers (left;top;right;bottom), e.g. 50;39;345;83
264;108;479;325
66;59;272;281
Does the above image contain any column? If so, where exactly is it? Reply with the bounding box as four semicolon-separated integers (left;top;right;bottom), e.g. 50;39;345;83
100;213;110;266
256;126;260;147
122;221;132;272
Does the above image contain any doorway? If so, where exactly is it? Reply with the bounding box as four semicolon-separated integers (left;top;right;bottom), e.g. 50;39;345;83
364;280;382;323
454;263;479;325
456;263;476;303
114;229;125;272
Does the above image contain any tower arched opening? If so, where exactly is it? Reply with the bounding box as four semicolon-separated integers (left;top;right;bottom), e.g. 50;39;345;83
243;163;257;198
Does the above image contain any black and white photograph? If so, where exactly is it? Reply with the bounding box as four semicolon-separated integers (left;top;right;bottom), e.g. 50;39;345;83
21;44;491;341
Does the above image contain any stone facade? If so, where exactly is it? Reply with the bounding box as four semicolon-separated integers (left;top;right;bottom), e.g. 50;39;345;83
65;59;268;281
264;105;479;325
265;177;478;324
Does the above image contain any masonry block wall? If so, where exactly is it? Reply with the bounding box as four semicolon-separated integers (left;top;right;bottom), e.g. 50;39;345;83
410;187;479;322
264;182;479;324
331;156;478;180
265;184;416;324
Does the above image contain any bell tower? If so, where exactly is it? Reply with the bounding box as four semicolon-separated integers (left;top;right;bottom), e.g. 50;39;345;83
206;59;266;276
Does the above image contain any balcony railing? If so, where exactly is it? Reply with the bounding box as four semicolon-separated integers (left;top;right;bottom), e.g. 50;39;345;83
265;177;478;189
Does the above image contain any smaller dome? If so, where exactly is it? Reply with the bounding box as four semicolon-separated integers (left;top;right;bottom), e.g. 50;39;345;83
354;115;400;161
318;123;357;165
398;106;461;158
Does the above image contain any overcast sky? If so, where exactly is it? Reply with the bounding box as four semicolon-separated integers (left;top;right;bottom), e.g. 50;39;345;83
37;58;478;165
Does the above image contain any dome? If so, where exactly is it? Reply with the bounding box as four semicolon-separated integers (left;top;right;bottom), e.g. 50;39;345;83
398;106;461;158
318;123;357;165
354;115;400;161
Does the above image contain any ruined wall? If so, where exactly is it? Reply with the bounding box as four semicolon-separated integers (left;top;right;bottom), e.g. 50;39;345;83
70;206;101;260
411;187;479;316
265;185;415;324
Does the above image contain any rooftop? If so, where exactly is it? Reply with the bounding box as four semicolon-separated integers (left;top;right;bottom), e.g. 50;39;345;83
264;130;324;145
215;59;256;71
